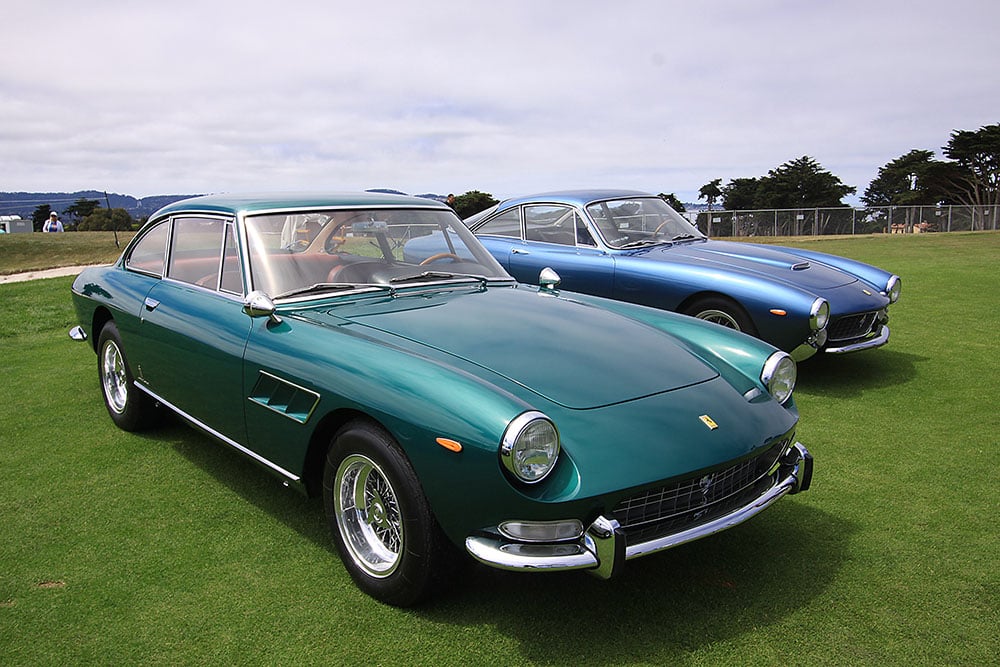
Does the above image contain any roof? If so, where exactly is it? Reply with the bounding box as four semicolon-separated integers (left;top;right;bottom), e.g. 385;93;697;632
149;191;450;220
498;189;655;210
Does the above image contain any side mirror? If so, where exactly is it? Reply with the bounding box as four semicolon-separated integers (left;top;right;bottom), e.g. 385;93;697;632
538;267;561;291
243;290;282;324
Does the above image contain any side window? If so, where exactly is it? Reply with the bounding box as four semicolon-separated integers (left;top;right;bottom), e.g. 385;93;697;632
167;217;224;286
524;205;576;246
220;223;244;294
476;209;522;238
125;221;169;276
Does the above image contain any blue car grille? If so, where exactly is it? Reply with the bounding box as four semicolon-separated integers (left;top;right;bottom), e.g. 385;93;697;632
611;439;788;543
827;311;879;343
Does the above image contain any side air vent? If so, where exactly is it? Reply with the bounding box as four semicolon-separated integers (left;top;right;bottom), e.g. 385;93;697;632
248;371;320;424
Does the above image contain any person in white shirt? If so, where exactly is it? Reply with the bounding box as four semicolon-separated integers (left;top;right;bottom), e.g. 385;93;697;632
44;212;64;232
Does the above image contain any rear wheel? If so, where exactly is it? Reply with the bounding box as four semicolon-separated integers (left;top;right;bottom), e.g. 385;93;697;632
323;420;453;606
97;321;159;431
683;296;757;335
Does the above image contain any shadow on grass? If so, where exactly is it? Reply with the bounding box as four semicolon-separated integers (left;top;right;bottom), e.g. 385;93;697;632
796;347;928;398
137;416;853;663
424;502;851;663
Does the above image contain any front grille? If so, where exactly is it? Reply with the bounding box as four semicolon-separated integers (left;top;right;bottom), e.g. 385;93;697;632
611;440;788;543
827;311;879;343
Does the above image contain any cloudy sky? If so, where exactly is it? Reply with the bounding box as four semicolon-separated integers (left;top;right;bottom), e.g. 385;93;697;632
2;0;998;204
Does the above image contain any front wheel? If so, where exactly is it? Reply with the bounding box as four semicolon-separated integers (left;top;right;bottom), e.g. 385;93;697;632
323;420;454;606
683;296;757;336
96;321;159;431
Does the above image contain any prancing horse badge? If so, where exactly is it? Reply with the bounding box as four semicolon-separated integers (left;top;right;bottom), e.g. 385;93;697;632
699;414;719;430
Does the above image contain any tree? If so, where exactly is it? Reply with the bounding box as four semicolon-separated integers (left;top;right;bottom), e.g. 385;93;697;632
721;178;759;210
64;198;101;227
452;190;498;219
32;204;53;232
862;150;939;207
938;124;1000;217
698;178;723;210
657;192;686;212
753;156;855;209
78;208;134;232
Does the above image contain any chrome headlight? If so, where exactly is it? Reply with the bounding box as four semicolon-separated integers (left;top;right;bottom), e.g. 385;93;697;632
885;275;901;303
761;351;797;405
809;298;830;331
500;411;560;484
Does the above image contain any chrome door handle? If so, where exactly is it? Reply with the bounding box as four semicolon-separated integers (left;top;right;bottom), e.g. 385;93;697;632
144;297;160;311
512;248;530;255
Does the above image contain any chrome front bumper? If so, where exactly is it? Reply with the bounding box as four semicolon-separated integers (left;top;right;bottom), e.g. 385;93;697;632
465;442;813;579
823;324;890;354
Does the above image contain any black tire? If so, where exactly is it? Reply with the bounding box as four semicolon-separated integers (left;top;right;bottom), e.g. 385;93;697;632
96;321;159;431
323;420;453;607
683;296;758;336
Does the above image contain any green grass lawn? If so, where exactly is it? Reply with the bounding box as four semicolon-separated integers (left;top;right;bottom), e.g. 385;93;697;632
1;233;997;665
0;231;134;275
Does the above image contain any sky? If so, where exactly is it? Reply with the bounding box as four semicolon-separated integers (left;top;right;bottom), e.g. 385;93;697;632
2;0;998;205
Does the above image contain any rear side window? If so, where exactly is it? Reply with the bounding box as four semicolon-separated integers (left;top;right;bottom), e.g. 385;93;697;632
476;209;521;238
125;222;169;276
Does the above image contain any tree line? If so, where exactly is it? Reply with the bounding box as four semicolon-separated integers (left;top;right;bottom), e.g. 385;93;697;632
695;123;1000;214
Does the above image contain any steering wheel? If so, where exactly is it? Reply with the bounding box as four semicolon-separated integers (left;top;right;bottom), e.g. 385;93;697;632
419;252;461;265
653;221;671;235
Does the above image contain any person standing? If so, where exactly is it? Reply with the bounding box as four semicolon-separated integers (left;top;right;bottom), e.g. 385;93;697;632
44;212;64;232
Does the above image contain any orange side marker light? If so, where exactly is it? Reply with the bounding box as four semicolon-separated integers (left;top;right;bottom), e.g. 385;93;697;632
436;437;463;453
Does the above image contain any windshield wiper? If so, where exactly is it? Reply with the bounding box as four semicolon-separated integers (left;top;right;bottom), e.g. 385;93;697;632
671;233;702;241
618;239;669;249
388;271;490;286
274;282;375;299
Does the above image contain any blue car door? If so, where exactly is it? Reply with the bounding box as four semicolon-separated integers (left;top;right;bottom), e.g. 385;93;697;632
508;204;615;297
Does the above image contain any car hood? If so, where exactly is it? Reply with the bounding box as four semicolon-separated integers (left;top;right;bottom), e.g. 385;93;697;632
637;239;857;291
295;285;719;409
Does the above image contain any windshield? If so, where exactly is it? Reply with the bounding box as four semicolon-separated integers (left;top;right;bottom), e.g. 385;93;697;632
244;207;511;298
585;197;704;249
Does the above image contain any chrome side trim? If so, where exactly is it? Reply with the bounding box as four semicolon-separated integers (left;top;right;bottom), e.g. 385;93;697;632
133;383;301;483
823;324;890;354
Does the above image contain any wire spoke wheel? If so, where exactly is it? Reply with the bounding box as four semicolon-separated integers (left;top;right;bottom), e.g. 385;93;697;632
101;340;129;414
695;308;741;329
335;453;403;577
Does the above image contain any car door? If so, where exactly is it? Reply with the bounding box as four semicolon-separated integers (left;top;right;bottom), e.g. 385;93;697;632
136;216;251;444
507;205;615;298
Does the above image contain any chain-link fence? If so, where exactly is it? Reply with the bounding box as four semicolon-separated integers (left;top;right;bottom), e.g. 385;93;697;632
691;205;1000;237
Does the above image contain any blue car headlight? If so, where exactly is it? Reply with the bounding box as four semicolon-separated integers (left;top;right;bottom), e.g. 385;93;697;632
885;275;901;303
809;298;830;331
761;352;797;405
500;411;560;483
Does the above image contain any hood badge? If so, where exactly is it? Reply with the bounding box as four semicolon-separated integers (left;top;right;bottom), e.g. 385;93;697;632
862;288;872;296
699;414;719;430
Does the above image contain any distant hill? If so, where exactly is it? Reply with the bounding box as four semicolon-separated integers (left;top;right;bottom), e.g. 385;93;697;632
0;191;200;220
0;189;447;221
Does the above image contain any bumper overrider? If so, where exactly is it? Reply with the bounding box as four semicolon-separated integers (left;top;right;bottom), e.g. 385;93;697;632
465;442;812;579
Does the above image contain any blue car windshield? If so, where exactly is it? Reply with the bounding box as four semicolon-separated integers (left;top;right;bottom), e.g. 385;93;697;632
585;197;705;249
244;208;511;298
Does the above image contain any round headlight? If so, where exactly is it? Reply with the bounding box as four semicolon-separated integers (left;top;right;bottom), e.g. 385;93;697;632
885;275;901;303
500;412;560;484
809;298;830;331
761;352;797;405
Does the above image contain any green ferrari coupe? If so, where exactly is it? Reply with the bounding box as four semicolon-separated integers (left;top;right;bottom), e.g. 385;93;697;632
69;192;812;606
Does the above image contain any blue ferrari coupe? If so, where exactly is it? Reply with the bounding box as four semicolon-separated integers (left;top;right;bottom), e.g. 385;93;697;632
464;190;901;360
